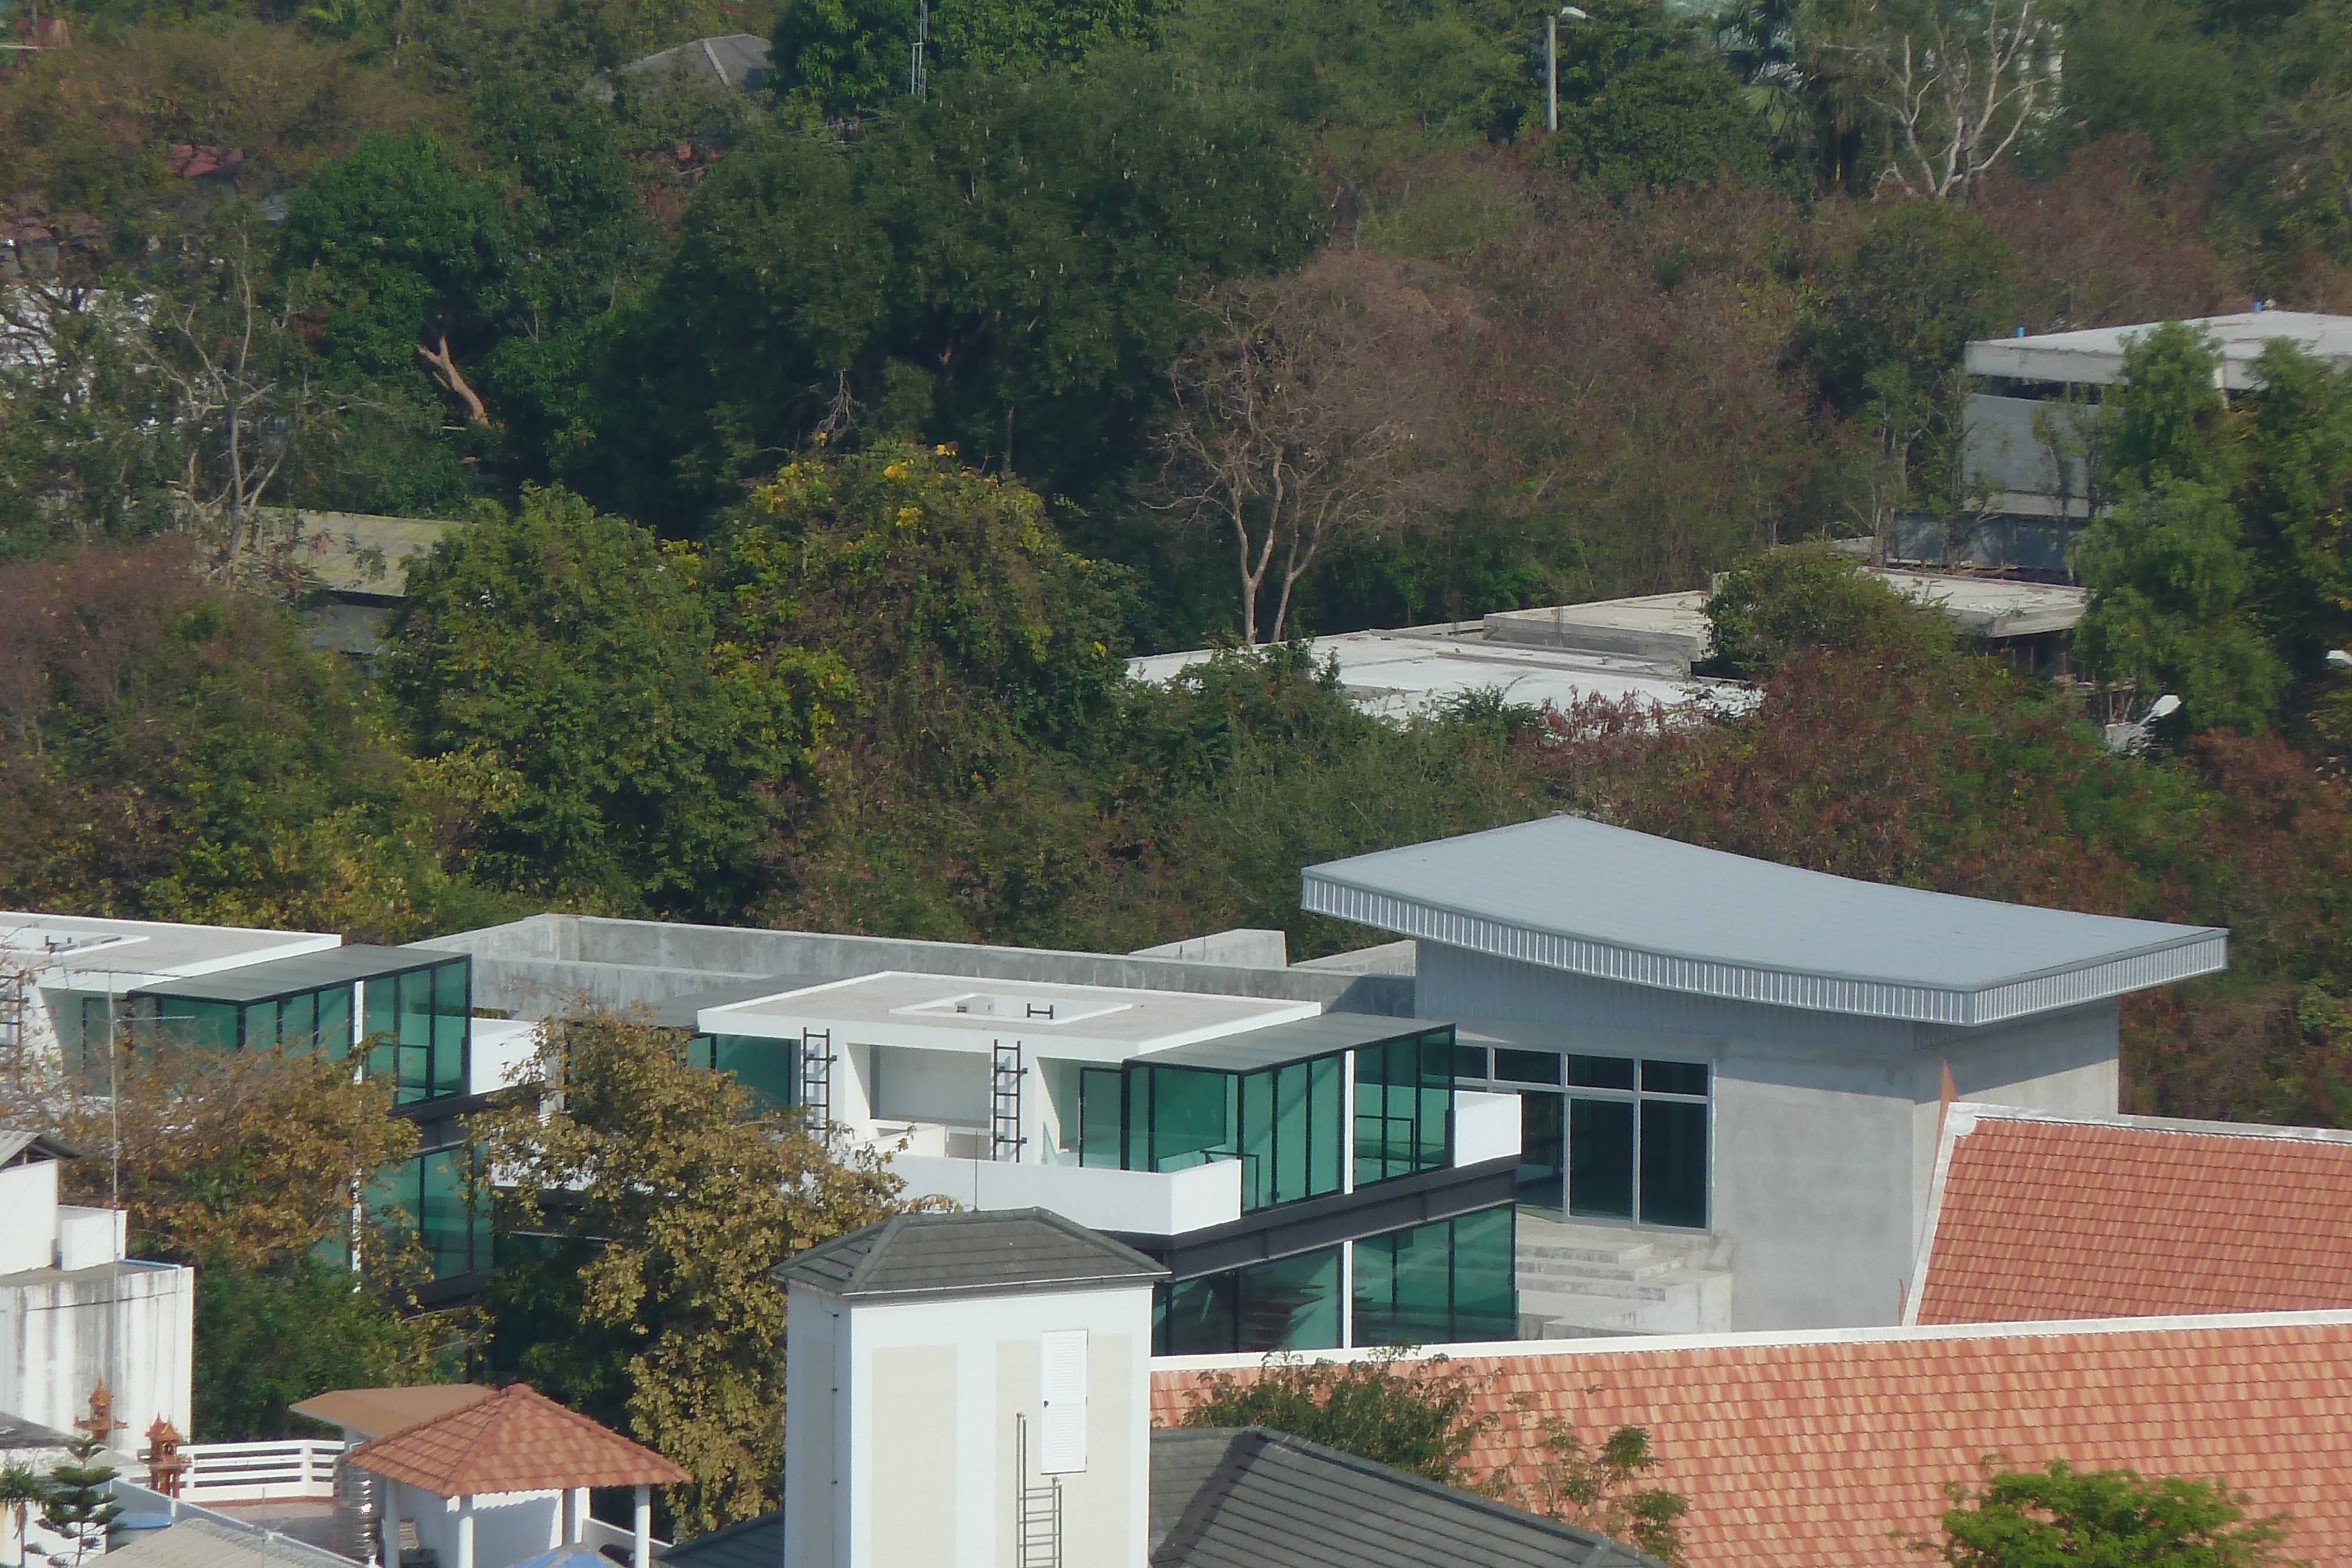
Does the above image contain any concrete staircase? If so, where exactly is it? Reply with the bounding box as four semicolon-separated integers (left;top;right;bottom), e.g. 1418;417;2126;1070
1514;1215;1735;1339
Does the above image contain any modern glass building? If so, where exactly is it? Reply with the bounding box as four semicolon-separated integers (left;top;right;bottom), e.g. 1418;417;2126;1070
121;945;484;1280
1454;1044;1712;1230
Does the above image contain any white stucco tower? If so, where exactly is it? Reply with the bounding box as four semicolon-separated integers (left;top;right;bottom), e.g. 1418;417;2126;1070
773;1208;1165;1568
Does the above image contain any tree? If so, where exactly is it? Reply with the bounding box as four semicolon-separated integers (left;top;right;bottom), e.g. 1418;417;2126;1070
2;1038;421;1271
193;1255;453;1440
1159;252;1471;643
1701;546;1947;680
35;1436;115;1568
0;1463;43;1568
0;540;479;939
1547;53;1796;202
771;0;1157;118
386;487;845;920
470;1011;928;1535
1489;1406;1687;1567
1829;0;2058;200
1914;1459;2293;1567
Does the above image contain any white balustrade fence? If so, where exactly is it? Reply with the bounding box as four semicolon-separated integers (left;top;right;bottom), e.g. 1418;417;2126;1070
175;1439;347;1502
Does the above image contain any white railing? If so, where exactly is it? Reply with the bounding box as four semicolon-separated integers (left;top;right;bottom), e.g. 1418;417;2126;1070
176;1439;346;1502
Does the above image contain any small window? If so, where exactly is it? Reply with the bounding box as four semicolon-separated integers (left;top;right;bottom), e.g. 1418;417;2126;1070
1494;1049;1561;1085
1449;1044;1491;1081
1566;1054;1635;1091
1641;1059;1709;1097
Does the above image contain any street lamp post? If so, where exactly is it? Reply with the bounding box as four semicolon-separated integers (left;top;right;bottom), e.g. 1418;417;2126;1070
1548;6;1589;133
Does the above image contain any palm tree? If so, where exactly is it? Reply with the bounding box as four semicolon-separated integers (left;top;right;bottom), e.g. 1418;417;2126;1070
0;1463;46;1568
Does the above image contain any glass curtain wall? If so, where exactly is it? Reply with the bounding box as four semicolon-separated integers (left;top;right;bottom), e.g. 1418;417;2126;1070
126;985;355;1057
369;1143;493;1279
1089;1055;1348;1212
684;1034;802;1114
1353;1029;1455;1186
1472;1051;1711;1229
1351;1205;1518;1347
362;959;470;1105
1152;1246;1344;1355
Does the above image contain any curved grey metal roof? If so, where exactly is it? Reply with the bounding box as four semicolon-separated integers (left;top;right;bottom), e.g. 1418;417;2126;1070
1303;817;2228;1027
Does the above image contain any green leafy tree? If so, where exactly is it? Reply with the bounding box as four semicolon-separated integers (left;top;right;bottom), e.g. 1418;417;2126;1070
585;56;1321;523
1914;1459;2292;1567
1800;202;2012;502
36;1437;116;1568
470;1011;929;1534
2096;320;2237;497
1546;52;1796;200
193;1256;453;1440
1702;546;1948;680
0;1463;43;1568
2074;480;2288;731
2237;339;2352;676
773;0;1158;117
279;132;509;417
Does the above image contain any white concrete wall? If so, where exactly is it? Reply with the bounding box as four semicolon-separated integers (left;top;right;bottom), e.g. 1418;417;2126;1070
870;1047;989;1126
888;1155;1241;1236
1454;1091;1523;1166
0;1259;193;1437
1422;943;2127;1333
0;1161;58;1273
382;1481;564;1568
786;1280;1152;1568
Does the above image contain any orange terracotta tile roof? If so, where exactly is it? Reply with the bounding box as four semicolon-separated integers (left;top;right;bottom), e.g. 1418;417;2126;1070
289;1385;496;1442
346;1383;689;1498
1149;1315;2352;1568
1913;1104;2352;1325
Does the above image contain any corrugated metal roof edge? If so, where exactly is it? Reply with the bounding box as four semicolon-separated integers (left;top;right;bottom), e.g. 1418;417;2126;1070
1301;876;2228;1026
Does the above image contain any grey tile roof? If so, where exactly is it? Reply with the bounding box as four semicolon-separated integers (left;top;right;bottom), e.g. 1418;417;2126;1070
662;1509;781;1568
771;1209;1166;1300
102;1518;354;1568
1145;1014;1445;1072
1149;1427;1669;1568
1305;815;2229;1027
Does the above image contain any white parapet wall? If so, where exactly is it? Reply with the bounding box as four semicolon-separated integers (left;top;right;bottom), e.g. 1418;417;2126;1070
0;1257;194;1438
1454;1090;1524;1166
889;1154;1243;1236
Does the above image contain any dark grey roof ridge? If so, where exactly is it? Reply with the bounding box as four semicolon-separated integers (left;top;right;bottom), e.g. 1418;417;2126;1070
772;1208;1167;1299
1151;1426;1672;1568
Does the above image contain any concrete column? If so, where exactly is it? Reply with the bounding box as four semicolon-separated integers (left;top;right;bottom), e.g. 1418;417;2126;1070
377;1480;401;1568
632;1486;652;1568
456;1496;476;1568
569;1487;591;1545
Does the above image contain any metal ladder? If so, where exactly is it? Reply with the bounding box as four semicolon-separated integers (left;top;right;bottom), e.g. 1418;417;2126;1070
992;1040;1025;1162
1012;1415;1062;1568
799;1028;836;1135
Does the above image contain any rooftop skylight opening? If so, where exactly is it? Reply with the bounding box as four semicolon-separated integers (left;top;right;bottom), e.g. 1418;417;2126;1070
894;991;1134;1027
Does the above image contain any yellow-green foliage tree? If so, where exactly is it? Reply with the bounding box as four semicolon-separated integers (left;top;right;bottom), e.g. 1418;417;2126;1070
470;1011;928;1534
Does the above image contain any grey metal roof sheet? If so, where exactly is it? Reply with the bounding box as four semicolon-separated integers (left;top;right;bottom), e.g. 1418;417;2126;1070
129;945;456;1004
1304;816;2229;1027
1146;1014;1447;1071
0;1129;81;1166
772;1209;1167;1300
662;1510;781;1568
102;1519;353;1568
1148;1427;1668;1567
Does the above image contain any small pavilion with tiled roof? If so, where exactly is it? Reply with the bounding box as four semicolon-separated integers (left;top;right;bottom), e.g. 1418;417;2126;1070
345;1384;687;1568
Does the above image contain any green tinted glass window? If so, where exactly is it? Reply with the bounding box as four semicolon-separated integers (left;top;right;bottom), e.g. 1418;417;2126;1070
1148;1066;1234;1172
1450;1044;1491;1081
1154;1275;1237;1357
1080;1068;1123;1169
1494;1049;1560;1085
1640;1099;1709;1228
1308;1054;1342;1197
318;987;352;1059
1567;1054;1635;1090
1235;1247;1341;1352
185;1000;240;1052
711;1035;799;1114
1569;1098;1635;1221
1449;1205;1518;1340
1239;1067;1275;1209
1642;1059;1708;1096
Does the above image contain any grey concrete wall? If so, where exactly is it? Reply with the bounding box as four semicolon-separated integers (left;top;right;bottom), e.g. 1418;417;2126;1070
413;915;1414;1021
1422;943;2126;1332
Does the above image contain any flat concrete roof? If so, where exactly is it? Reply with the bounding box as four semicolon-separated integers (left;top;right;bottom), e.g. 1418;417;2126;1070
0;912;340;994
1128;631;1755;721
1966;311;2352;391
1147;1012;1445;1071
1303;816;2229;1027
276;510;460;600
1484;592;1712;664
1869;571;2085;638
131;944;457;1004
699;971;1322;1064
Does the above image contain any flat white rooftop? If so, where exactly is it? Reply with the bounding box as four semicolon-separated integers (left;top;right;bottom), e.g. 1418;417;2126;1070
700;971;1322;1063
1966;310;2352;391
1305;816;2229;1027
0;912;340;994
1128;628;1755;721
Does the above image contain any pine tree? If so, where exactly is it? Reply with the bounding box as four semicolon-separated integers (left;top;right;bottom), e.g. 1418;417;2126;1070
38;1435;117;1568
